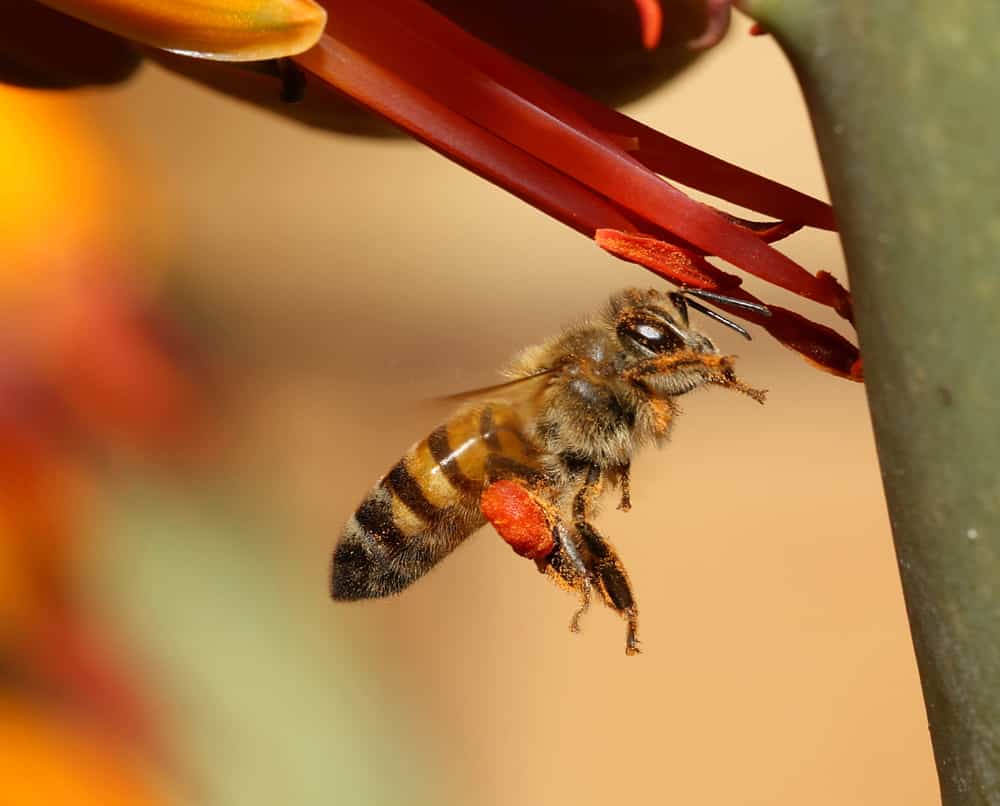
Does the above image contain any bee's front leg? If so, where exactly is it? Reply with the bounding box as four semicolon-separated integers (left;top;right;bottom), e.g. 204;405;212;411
573;465;641;656
615;462;632;512
625;352;767;404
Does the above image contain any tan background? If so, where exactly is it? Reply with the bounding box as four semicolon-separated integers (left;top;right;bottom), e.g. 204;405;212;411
88;14;940;806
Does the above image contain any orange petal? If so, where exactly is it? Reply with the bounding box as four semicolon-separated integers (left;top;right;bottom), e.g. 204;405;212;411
34;0;327;61
0;696;167;806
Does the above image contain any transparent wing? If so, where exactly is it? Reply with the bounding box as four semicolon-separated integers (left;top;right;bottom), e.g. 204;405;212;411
437;367;556;407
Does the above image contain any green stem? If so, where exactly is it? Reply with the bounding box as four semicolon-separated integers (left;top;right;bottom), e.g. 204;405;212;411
739;2;1000;802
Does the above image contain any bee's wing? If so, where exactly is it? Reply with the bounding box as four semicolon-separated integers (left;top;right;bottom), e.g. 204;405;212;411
437;368;557;408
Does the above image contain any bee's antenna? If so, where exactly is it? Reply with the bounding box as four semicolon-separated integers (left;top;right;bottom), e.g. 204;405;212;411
676;288;772;341
684;297;754;340
683;287;772;316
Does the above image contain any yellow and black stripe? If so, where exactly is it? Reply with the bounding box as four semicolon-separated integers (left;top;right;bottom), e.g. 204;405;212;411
331;402;540;600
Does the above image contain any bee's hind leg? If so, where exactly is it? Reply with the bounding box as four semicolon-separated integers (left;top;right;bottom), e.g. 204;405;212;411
537;521;593;633
479;457;595;635
573;465;641;656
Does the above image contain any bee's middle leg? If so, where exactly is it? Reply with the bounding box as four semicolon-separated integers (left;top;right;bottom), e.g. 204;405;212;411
574;464;641;655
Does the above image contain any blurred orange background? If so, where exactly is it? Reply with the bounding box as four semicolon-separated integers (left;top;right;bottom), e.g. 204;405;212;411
3;13;939;806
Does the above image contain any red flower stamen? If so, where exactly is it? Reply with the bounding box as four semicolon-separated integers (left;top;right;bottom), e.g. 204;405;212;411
633;0;664;50
294;0;859;378
596;229;728;290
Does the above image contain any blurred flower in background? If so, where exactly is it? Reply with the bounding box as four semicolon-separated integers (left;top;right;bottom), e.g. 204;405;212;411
0;77;435;806
0;86;196;804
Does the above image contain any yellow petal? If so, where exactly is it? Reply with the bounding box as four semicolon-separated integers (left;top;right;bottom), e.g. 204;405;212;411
34;0;327;61
0;88;115;289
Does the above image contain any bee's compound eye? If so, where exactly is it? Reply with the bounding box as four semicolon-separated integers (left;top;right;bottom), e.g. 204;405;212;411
618;316;684;354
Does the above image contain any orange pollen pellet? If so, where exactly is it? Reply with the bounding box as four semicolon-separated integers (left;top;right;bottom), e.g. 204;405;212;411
480;480;554;560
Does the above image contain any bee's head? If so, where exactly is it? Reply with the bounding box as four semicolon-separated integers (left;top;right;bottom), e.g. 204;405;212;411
605;288;767;402
609;288;717;358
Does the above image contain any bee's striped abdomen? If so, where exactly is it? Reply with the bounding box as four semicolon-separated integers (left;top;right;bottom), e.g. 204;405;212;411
331;403;538;600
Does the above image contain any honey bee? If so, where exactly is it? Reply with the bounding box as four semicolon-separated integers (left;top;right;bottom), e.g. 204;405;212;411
331;287;767;654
